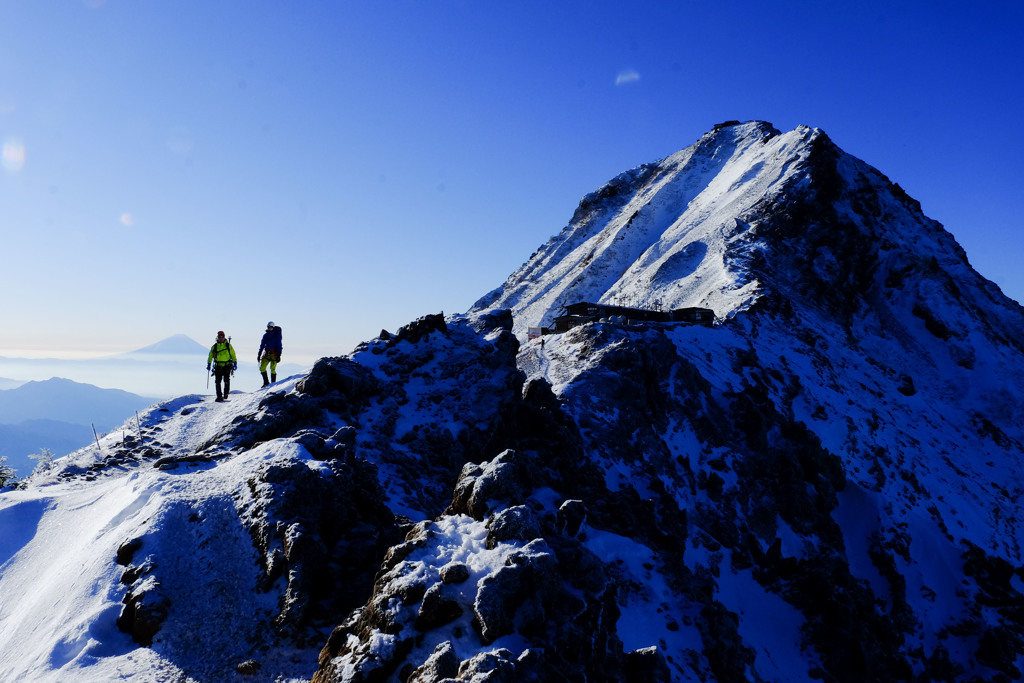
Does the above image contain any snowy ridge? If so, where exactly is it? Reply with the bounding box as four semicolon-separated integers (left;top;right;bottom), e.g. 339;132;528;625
0;384;320;681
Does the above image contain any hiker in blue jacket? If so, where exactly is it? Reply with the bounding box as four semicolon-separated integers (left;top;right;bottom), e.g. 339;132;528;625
257;322;283;387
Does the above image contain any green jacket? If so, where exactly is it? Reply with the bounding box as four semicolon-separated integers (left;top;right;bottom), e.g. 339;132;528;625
208;341;237;366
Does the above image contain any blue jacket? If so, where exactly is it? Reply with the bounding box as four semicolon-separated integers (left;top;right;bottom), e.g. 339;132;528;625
259;326;283;354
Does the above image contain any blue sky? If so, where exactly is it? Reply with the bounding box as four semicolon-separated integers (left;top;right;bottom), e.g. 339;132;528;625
2;1;1022;365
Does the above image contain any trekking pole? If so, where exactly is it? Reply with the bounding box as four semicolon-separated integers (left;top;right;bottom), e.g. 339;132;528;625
92;424;104;456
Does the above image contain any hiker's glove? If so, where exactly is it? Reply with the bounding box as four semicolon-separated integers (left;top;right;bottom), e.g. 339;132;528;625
257;353;262;362
233;362;238;371
206;363;211;371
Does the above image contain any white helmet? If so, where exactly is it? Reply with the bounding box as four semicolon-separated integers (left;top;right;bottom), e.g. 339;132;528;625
267;321;275;327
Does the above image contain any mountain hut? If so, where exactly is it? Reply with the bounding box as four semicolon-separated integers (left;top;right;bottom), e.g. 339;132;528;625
551;302;714;333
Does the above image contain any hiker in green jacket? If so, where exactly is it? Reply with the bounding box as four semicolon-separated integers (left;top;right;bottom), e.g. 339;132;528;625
206;331;237;402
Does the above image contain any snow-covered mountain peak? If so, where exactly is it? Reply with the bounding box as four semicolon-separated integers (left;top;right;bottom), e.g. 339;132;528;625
471;121;814;331
116;334;207;358
4;123;1024;683
471;120;988;346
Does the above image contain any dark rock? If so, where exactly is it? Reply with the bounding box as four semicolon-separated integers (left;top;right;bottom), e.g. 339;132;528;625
521;377;554;404
465;308;514;336
624;646;671;683
486;505;542;548
120;560;153;585
467;458;524;517
380;537;430;574
473;564;525;644
447;450;527;520
116;538;143;566
439;562;471;584
456;649;517;682
296;356;377;400
242;454;401;635
557;499;586;537
473;540;558;644
330;425;356;446
387;313;449;347
235;659;261;675
415;584;463;631
976;625;1023;679
406;641;460;683
397;580;427;606
117;586;170;647
448;462;483;517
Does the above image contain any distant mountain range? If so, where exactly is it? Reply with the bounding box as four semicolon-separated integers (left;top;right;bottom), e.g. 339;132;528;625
0;377;157;477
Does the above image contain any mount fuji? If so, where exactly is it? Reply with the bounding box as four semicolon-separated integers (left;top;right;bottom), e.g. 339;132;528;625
1;121;1021;682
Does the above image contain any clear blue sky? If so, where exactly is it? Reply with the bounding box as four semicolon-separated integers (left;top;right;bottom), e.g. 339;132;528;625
2;1;1022;364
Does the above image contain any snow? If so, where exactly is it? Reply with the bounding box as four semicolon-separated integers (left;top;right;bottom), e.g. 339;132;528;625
831;484;890;604
583;527;695;651
4;120;1024;681
1;478;173;681
472;123;824;340
326;514;537;678
710;555;816;681
0;384;319;682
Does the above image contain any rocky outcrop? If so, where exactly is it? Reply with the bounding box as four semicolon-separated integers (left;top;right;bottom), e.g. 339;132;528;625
307;287;1024;682
241;452;401;635
313;450;670;683
115;536;168;647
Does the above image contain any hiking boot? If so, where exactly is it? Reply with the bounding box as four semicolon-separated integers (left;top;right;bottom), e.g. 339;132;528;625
261;371;270;387
271;373;277;383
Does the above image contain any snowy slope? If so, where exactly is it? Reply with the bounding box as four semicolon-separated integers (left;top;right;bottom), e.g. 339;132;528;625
472;121;809;336
0;387;321;682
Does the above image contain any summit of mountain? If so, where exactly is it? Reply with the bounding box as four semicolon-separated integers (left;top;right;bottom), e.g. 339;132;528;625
473;120;1023;343
116;334;208;358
